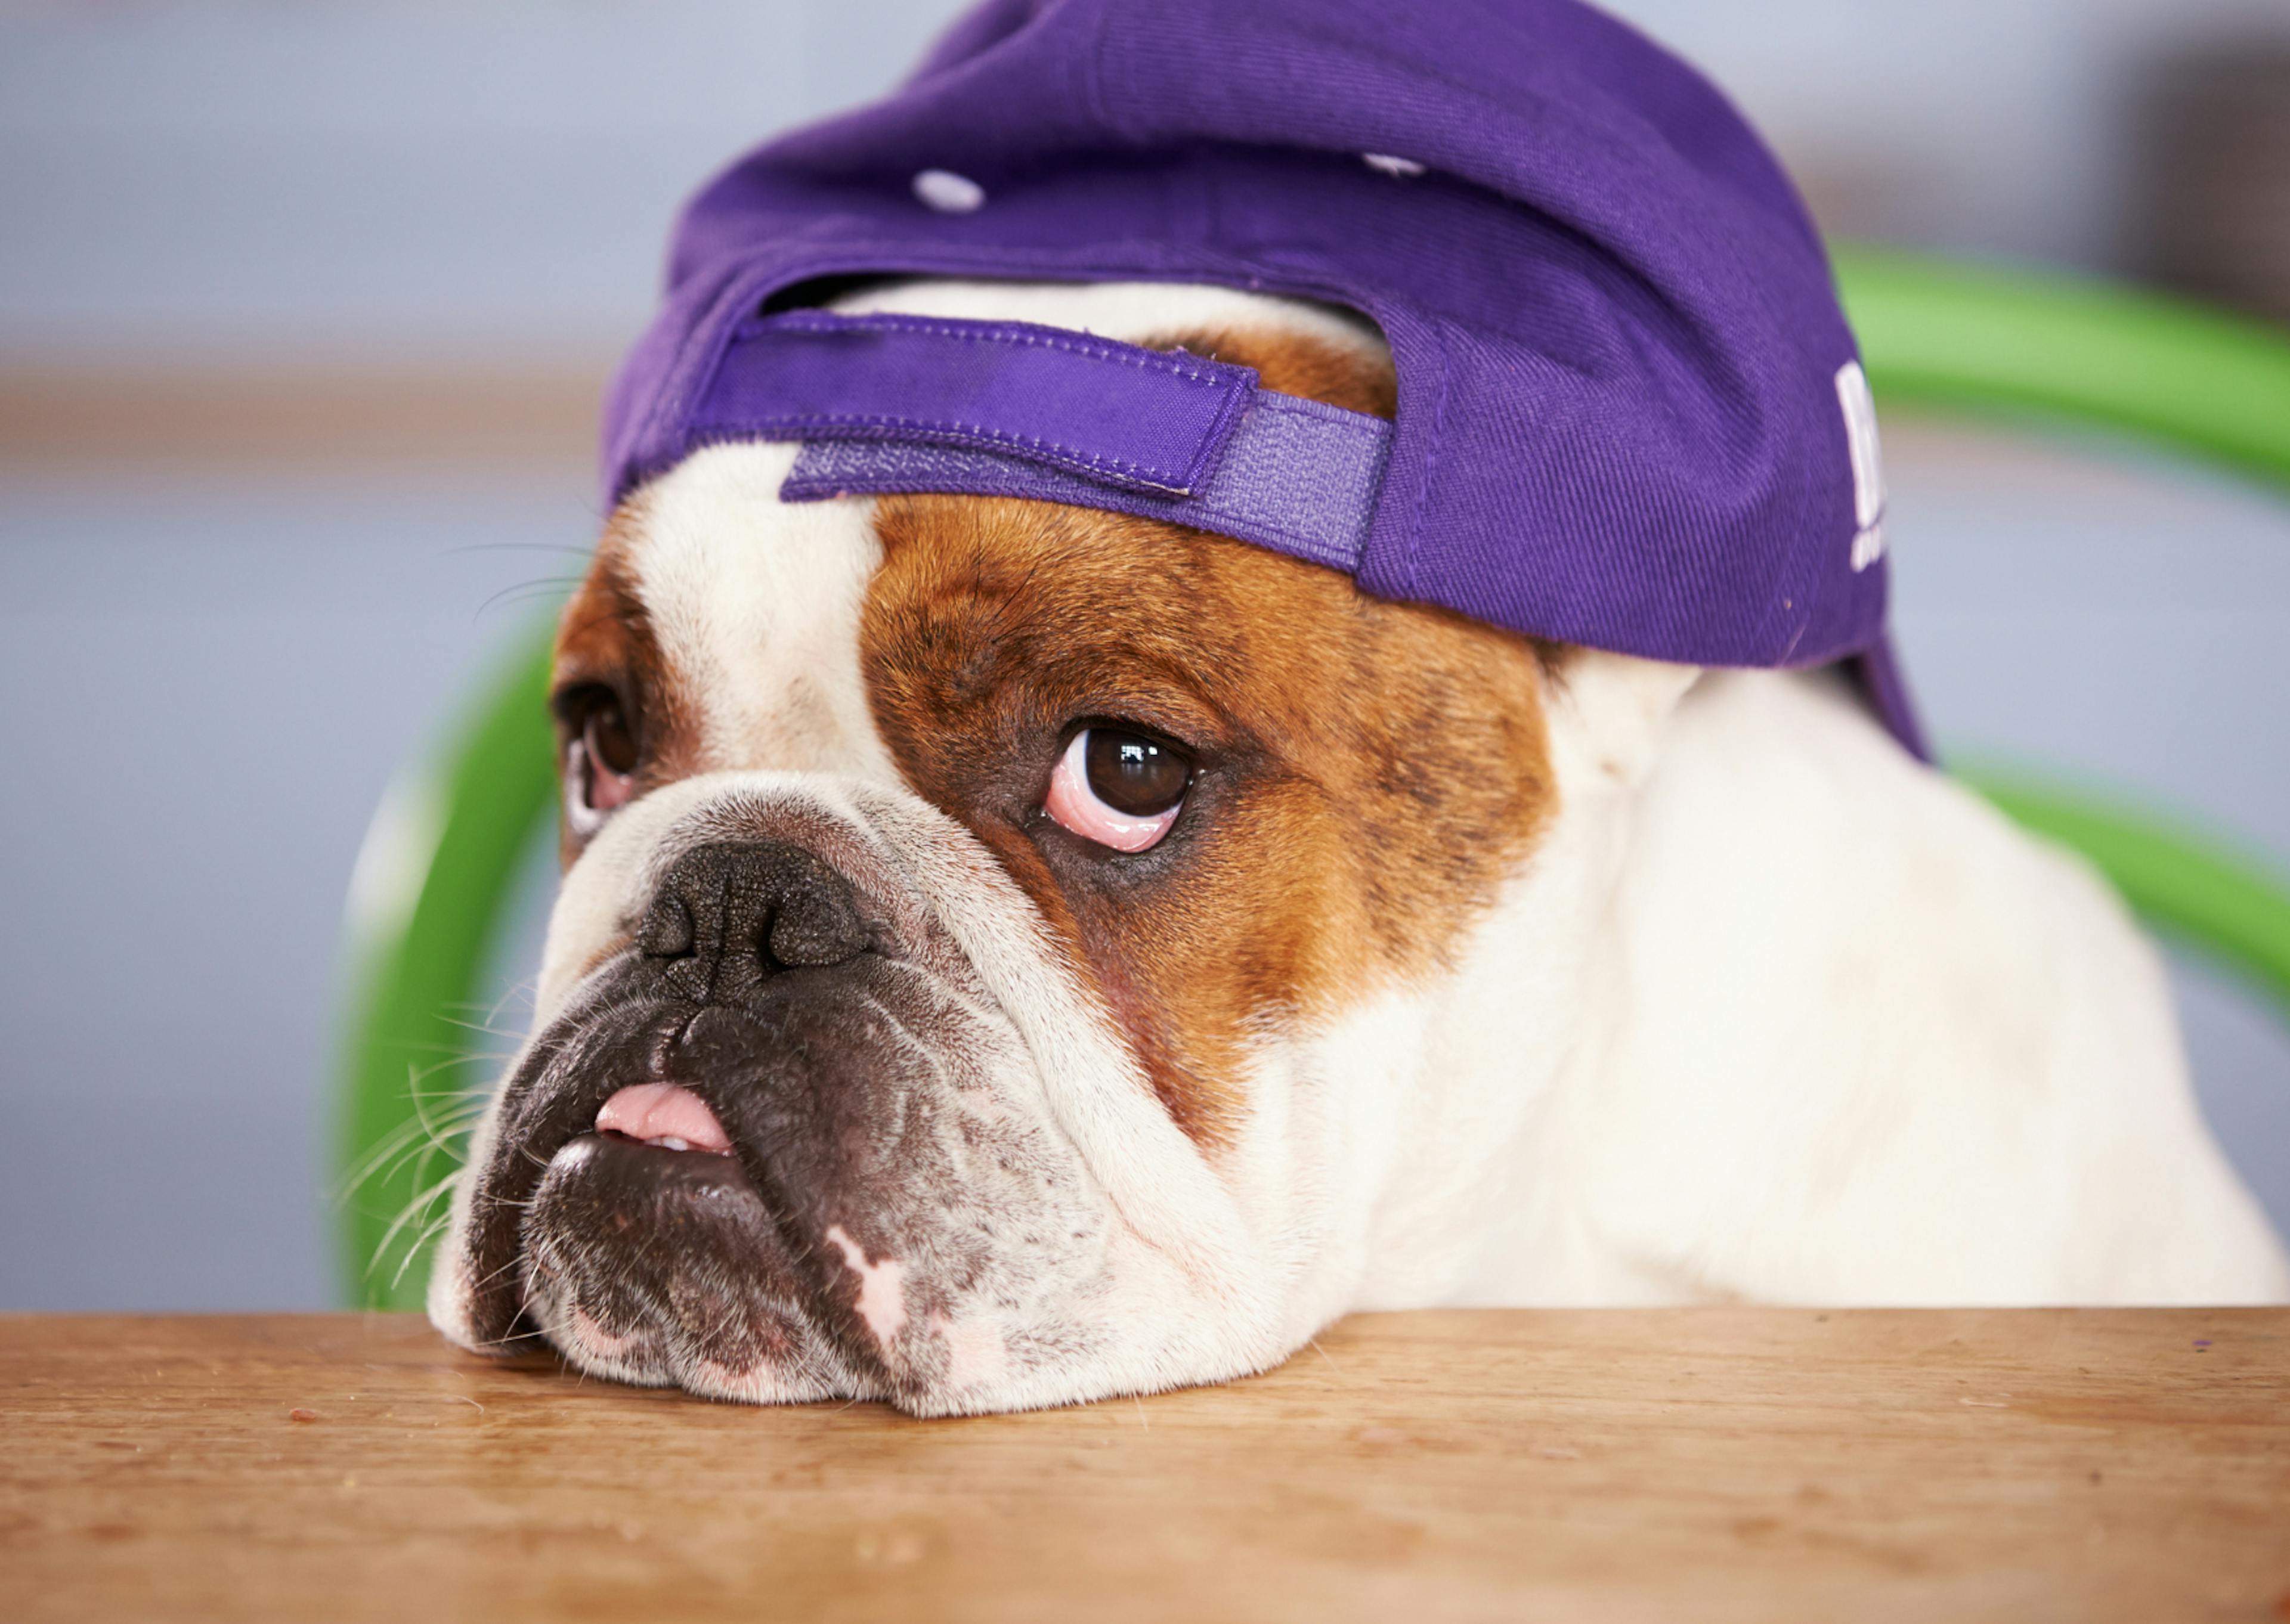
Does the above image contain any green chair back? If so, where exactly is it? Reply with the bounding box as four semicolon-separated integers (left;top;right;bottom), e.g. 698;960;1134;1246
334;249;2290;1309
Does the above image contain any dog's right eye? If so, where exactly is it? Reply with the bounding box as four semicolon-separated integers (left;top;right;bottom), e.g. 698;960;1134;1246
557;686;639;836
1044;725;1193;853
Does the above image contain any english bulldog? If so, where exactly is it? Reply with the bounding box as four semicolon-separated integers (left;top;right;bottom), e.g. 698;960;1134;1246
429;279;2290;1415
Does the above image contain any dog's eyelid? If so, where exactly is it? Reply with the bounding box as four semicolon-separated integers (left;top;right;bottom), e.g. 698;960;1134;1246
1060;711;1203;760
550;675;632;724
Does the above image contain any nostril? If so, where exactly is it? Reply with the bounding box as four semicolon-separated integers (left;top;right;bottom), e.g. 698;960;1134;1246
640;894;697;959
765;893;869;969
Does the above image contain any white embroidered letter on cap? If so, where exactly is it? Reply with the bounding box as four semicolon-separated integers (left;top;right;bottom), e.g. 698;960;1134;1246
1834;359;1886;572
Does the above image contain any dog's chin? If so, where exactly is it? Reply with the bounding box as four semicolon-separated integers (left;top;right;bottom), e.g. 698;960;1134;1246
497;975;925;1408
454;984;963;1412
520;1132;883;1405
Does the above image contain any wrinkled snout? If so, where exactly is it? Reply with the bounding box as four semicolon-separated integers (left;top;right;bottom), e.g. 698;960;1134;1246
431;784;1113;1413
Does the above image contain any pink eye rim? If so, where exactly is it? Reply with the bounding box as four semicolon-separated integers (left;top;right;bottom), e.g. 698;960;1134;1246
554;682;641;838
1044;727;1189;853
562;736;634;839
580;706;638;813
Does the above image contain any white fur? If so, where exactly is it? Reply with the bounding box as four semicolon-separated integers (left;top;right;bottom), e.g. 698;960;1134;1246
436;279;2287;1415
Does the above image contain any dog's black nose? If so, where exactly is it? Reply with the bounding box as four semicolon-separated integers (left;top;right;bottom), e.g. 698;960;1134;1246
637;840;872;1002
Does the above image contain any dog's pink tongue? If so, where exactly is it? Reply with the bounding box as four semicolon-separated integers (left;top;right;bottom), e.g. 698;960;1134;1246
595;1083;733;1155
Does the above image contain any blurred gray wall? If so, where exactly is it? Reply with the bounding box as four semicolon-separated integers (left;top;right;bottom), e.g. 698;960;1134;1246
7;0;2289;362
2;0;2285;1310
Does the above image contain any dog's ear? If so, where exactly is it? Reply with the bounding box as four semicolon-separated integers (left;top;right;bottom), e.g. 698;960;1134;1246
1540;648;1703;793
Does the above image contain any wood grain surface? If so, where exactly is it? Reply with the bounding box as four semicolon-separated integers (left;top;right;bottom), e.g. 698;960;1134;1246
4;1310;2286;1622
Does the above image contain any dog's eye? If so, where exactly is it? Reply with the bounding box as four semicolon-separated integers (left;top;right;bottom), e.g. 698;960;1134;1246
1045;726;1192;853
557;686;639;836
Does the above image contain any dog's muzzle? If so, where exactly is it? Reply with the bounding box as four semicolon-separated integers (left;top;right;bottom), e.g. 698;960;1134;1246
437;793;1109;1410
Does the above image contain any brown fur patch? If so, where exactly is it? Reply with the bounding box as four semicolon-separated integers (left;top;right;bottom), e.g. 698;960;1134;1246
552;506;704;867
859;324;1556;1145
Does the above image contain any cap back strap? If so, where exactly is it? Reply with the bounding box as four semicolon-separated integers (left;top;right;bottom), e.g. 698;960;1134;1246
681;310;1394;573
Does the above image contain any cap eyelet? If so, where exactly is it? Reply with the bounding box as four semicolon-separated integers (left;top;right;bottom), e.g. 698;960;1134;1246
912;168;987;214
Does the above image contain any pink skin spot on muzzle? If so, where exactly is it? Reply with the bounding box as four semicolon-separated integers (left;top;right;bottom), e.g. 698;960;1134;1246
595;1083;734;1155
825;1225;908;1348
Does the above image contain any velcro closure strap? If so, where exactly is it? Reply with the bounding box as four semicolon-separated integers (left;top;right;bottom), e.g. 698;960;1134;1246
689;311;1260;497
781;388;1391;573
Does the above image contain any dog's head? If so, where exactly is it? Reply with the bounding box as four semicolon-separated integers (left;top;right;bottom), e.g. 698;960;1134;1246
429;281;1697;1414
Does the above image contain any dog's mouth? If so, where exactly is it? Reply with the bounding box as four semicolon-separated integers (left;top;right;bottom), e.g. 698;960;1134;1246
520;1118;871;1405
444;957;1104;1410
514;1080;876;1398
487;987;943;1406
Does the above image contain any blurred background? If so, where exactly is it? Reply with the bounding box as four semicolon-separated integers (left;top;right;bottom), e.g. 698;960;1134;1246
2;0;2286;1310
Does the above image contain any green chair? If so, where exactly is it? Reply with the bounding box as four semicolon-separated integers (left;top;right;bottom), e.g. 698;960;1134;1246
333;248;2290;1310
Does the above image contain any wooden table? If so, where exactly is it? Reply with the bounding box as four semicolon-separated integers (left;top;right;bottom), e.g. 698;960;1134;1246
5;1310;2285;1622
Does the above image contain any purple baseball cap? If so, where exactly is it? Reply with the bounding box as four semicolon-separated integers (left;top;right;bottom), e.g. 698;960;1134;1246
603;0;1927;759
